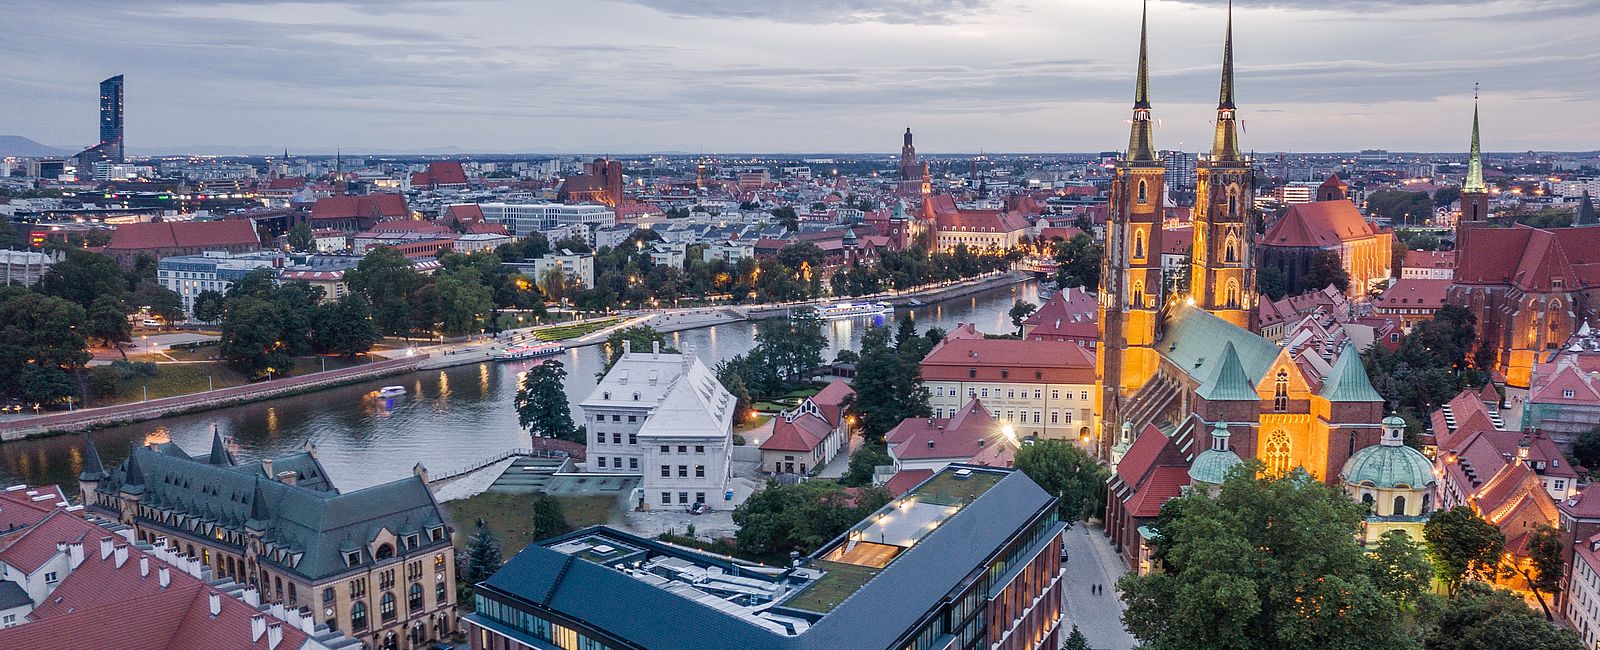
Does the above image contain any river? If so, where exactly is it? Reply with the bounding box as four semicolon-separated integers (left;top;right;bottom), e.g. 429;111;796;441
0;280;1045;494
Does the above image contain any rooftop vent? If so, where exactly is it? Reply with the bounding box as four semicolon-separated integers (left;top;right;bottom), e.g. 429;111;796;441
954;468;974;480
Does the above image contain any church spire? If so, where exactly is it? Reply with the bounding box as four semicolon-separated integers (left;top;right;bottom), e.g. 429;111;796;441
1210;0;1241;162
1464;86;1486;193
1127;0;1157;163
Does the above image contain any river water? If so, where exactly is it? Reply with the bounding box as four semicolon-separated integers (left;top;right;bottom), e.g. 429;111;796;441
1;280;1044;494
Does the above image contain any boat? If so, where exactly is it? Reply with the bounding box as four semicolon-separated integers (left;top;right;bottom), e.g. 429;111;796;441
817;301;893;320
493;342;566;361
377;386;408;398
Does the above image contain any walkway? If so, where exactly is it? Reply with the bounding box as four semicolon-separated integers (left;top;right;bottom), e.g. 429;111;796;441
1061;522;1138;650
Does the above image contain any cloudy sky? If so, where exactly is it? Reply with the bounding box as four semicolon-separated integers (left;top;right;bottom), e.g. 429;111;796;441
3;0;1596;155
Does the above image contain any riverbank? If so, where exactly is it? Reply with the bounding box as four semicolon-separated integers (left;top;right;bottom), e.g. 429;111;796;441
0;356;427;441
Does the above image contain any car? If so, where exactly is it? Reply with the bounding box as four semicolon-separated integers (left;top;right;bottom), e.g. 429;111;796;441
140;319;162;327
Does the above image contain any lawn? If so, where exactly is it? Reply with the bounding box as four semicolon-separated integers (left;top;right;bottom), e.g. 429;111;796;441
783;559;881;613
88;361;249;407
443;492;619;557
530;318;622;342
735;414;771;433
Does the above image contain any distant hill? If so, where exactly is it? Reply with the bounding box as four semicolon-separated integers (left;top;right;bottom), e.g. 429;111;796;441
0;135;72;158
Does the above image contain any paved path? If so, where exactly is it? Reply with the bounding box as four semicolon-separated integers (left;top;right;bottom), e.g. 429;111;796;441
1061;523;1138;650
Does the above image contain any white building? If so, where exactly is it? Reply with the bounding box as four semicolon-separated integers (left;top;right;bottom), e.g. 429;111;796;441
1277;182;1321;205
533;250;595;290
920;337;1099;440
702;240;755;264
580;342;736;512
1569;532;1600;649
453;232;513;254
157;251;286;317
649;242;687;269
479;202;614;237
0;250;53;287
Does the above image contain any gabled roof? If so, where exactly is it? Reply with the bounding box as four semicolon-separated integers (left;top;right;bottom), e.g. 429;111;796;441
1161;303;1283;385
1022;288;1099;341
1319;346;1384;403
0;509;87;573
310;194;408;221
1378;278;1450;310
921;338;1095;384
809;379;855;427
886;399;1007;462
106;220;260;251
760;411;834;453
1263;200;1378;248
1196;342;1257;401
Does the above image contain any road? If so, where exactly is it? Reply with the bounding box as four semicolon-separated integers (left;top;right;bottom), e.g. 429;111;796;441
1061;523;1138;650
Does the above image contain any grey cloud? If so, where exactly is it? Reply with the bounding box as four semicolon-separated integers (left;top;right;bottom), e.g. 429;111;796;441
610;0;993;24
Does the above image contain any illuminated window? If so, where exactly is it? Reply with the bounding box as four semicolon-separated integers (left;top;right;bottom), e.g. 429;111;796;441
1131;281;1145;308
1225;280;1241;308
1133;230;1145;259
1137;180;1148;204
1266;431;1292;476
1273;370;1289;412
1224;235;1239;263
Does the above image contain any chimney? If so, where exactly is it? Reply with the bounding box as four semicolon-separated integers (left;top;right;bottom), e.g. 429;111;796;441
139;556;149;577
276;470;297;486
250;615;267;642
158;566;171;588
652;340;660;357
266;623;284;649
100;536;115;560
623;339;632;355
113;545;129;568
67;542;84;568
261;458;274;479
242;585;260;606
208;592;221;617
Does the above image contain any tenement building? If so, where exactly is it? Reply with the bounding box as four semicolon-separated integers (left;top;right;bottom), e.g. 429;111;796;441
466;465;1065;650
921;335;1097;440
79;430;457;650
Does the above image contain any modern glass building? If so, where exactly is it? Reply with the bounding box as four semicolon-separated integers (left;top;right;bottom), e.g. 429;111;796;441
99;74;124;163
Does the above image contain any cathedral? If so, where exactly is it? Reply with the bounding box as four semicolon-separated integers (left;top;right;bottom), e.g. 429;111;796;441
1096;2;1388;567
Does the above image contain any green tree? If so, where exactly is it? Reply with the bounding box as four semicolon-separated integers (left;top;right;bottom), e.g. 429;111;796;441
219;298;293;379
1423;506;1505;595
38;248;126;309
1367;189;1435;226
848;326;931;439
1302;249;1351;294
0;289;90;404
85;295;132;358
840;440;891;487
772;206;800;232
287;222;315;252
463;518;504;586
311;294;382;356
1425;582;1581;650
1063;626;1090;650
733;481;891;557
1120;464;1422;650
600;325;677;375
531;494;572;540
436;267;495;336
1008;300;1037;336
193;289;226;322
1015;440;1109;521
1434;186;1462;210
1053;233;1103;289
1574;425;1600;470
754;307;827;382
346;246;421;336
1257;267;1288;301
133;283;185;324
1508;525;1565;620
515;359;578;442
1368;530;1435;608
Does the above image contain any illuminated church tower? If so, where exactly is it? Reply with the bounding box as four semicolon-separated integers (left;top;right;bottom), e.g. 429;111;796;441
1189;0;1255;331
1097;0;1167;458
1456;91;1490;249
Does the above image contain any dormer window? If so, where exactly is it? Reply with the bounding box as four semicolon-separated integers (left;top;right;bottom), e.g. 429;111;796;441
345;551;361;567
1564;389;1576;399
603;391;611;400
406;533;420;549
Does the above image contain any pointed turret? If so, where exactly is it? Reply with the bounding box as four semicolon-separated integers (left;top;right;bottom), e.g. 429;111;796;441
1463;95;1487;194
1210;0;1242;162
207;424;236;466
1126;0;1157;163
247;477;272;529
1321;346;1383;403
1197;342;1256;401
120;443;146;495
78;432;108;482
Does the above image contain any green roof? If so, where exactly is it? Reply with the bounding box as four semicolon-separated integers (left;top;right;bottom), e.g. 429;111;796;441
1341;443;1435;489
1320;346;1384;403
1162;303;1282;386
1196;342;1258;401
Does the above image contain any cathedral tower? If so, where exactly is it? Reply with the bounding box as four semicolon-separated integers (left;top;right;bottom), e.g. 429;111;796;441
1457;90;1489;249
1190;0;1255;330
1097;0;1167;459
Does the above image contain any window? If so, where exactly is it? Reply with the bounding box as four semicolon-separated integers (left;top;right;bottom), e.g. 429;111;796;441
409;583;425;611
1137;180;1148;204
695;445;705;453
612;414;621;422
1001;369;1010;380
2;614;14;628
1065;411;1073;424
380;592;396;622
323;588;336;605
981;388;989;397
679;492;689;504
1033;411;1041;424
695;465;706;478
1392;495;1407;515
628;415;638;423
351;602;368;632
1133;230;1145;259
968;368;977;378
661;492;671;504
678;445;688;453
1557;480;1567;491
1224;235;1239;263
45;571;59;584
1080;391;1089;400
660;465;670;478
375;544;395;560
1033;390;1041;400
678;465;689;478
612;433;622;444
1006;390;1015;399
1051;411;1059;424
350;578;367;599
613;456;621;468
1006;410;1015;421
1131;281;1144;308
696;492;706;504
1565;389;1577;399
599;457;608;468
633;392;640;401
628;434;637;445
629;458;638;470
660;445;670;453
436;581;448;604
1225;279;1241;309
1274;370;1289;412
1051;390;1060;400
1266;431;1292;476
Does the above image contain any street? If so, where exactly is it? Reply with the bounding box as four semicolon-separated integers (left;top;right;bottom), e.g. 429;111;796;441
1061;523;1138;650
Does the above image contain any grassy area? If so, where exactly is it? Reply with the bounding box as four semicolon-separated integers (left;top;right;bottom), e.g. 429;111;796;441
735;414;772;433
89;361;249;407
531;318;622;342
752;401;789;413
784;559;881;613
910;470;1003;506
443;492;619;557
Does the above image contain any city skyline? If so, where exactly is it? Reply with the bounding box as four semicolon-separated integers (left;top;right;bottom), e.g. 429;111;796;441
2;0;1598;155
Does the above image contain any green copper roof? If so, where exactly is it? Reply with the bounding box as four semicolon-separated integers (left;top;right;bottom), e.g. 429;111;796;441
1126;0;1157;163
1341;443;1434;490
1320;346;1383;403
1189;423;1243;485
1463;97;1487;193
1197;341;1257;401
1162;303;1281;386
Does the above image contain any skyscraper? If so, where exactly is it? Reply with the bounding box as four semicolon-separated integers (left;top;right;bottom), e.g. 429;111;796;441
99;75;124;163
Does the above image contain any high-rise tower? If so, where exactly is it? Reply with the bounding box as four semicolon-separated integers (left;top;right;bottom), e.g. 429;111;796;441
98;75;124;164
898;127;927;198
1457;89;1489;249
1097;0;1167;459
1190;1;1254;330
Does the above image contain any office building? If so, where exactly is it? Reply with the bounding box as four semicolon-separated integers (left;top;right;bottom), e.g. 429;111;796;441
479;202;614;238
465;465;1064;650
532;250;595;290
157;251;286;317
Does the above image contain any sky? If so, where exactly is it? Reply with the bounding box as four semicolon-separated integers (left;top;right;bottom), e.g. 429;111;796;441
2;0;1597;155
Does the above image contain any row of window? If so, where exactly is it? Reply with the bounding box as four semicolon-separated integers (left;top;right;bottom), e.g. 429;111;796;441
595;432;638;445
661;491;707;505
475;595;617;650
595;456;637;470
934;407;1078;425
935;386;1089;401
657;464;706;478
594;414;640;424
336;582;449;633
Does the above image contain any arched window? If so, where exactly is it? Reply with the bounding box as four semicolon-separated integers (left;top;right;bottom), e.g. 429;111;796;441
1393;495;1407;515
1137;180;1149;204
351;602;368;632
1224;236;1239;263
1265;430;1292;476
1273;370;1289;412
381;592;397;622
1131;281;1145;308
1422;492;1434;514
1228;191;1238;217
409;583;425;611
375;544;395;560
1361;492;1374;509
1225;279;1241;308
1133;230;1145;259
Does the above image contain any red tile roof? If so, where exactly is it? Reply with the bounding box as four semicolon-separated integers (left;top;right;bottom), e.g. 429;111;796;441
442;203;485;224
1162;226;1193;256
1530;359;1600;406
921;338;1095;384
0;509;87;573
1402;250;1454;271
1022;288;1099;342
1560;484;1600;519
1455;224;1600;292
810;379;855;428
886;399;1008;461
760;412;834;453
1378;278;1450;310
107;220;260;252
310;194;408;221
1263;200;1379;248
1126;467;1189;518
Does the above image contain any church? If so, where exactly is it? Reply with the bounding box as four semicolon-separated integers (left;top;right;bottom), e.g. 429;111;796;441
1096;2;1390;568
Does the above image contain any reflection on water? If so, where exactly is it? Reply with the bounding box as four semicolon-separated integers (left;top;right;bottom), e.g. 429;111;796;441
0;280;1041;495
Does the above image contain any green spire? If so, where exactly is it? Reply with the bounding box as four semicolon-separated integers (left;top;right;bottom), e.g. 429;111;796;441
1321;345;1383;403
1463;90;1487;194
1197;341;1256;401
1210;0;1241;162
1127;0;1157;163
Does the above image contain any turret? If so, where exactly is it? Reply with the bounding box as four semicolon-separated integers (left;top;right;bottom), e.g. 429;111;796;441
1126;0;1157;164
1210;0;1241;163
77;432;108;504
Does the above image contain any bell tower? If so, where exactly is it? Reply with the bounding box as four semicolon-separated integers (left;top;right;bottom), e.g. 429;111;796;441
1190;0;1255;330
1457;88;1490;250
1097;0;1167;459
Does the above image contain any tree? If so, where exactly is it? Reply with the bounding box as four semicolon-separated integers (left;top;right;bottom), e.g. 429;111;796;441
0;289;90;404
733;481;891;557
1578;191;1598;226
1574;425;1600;470
515;359;578;442
437;267;495;336
531;494;571;540
133;283;184;324
1426;582;1582;650
840;441;891;487
311;294;382;356
600;325;677;375
848;326;931;439
193;289;226;322
1507;525;1565;620
287;222;315;252
1367;189;1434;226
1120;464;1423;650
1053;233;1102;289
1256;267;1288;301
1015;440;1109;521
1008;300;1036;336
772;206;800;232
38;248;126;309
1423;506;1505;595
754;307;827;382
1368;530;1435;607
346;247;421;337
85;295;132;358
462;518;504;586
1063;626;1090;650
219;298;293;379
1434;186;1462;210
1302;249;1351;294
